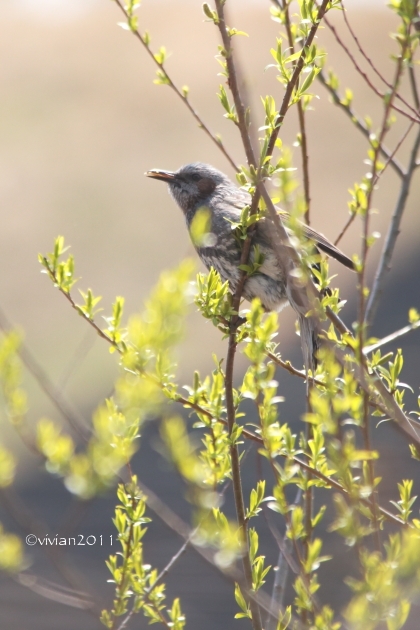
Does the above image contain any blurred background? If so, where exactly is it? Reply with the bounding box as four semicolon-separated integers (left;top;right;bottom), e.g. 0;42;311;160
0;0;419;628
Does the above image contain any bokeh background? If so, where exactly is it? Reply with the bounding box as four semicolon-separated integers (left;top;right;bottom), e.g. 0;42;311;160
0;1;419;628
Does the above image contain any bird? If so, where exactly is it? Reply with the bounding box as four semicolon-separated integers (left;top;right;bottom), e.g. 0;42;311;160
146;162;354;368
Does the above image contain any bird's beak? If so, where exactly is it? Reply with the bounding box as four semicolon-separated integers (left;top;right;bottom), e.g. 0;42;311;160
145;169;176;182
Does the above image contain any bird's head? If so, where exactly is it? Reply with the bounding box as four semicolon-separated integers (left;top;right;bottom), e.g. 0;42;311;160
146;162;231;216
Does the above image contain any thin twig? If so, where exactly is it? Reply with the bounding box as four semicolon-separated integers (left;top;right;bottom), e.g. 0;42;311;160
365;125;420;324
339;0;420;117
138;480;306;629
373;121;414;187
409;64;420;111
334;211;356;247
358;44;408;549
364;320;420;354
279;0;311;222
112;0;238;172
0;305;90;440
214;2;256;167
0;487;101;614
317;69;405;181
323;14;420;124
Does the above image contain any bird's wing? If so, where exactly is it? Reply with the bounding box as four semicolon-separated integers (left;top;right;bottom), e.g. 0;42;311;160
223;188;252;213
277;210;355;271
222;188;354;271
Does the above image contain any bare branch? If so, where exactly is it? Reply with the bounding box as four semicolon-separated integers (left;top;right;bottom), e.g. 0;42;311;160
323;14;420;124
0;304;90;441
317;69;405;181
0;487;101;614
364;320;420;354
340;0;420;117
365;126;420;324
15;573;93;611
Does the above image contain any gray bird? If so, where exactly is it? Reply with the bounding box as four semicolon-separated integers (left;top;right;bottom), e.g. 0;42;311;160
146;162;353;365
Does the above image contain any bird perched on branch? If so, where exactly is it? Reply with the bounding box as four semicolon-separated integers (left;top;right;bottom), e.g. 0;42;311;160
146;162;354;368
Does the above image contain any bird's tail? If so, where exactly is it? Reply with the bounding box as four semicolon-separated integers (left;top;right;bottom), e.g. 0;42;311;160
298;313;319;375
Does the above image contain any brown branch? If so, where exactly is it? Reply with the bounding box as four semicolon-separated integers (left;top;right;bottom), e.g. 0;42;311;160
334;211;356;247
317;70;405;181
0;305;90;441
212;3;262;626
280;0;311;222
213;2;256;167
112;0;239;172
40;274;413;530
356;39;406;552
0;487;101;614
137;480;305;629
364;320;420;354
373;121;414;187
365;125;420;324
265;0;332;171
323;14;420;124
409;64;420;111
340;0;420;117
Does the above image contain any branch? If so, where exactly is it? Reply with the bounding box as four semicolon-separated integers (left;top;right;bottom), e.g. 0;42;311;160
212;2;262;626
364;320;420;354
0;305;90;441
323;14;420;124
317;70;405;181
40;270;414;529
137;480;305;629
279;0;311;222
365;125;420;324
332;119;412;246
339;0;420;118
112;0;238;172
0;487;101;614
15;573;93;610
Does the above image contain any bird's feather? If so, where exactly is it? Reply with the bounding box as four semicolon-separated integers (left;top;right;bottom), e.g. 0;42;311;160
222;190;355;271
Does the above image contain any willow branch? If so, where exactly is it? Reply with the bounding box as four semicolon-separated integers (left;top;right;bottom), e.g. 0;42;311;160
0;305;89;440
317;70;405;181
213;2;262;626
365;126;420;324
364;320;420;354
323;14;420;124
339;0;420;117
112;0;238;171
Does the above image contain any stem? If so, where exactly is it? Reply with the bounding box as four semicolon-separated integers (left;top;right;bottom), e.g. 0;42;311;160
214;1;257;168
365;125;420;324
280;0;311;222
323;13;420;124
112;0;238;171
339;0;420;117
355;29;409;548
364;320;420;353
317;70;405;181
226;329;263;629
0;305;89;441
